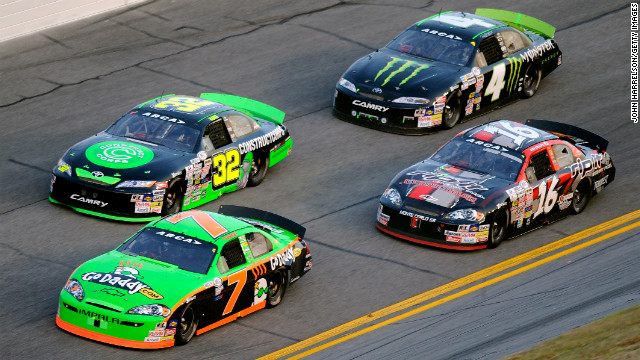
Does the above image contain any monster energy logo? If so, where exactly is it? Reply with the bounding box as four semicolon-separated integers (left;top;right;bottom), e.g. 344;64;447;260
506;57;522;95
374;57;430;87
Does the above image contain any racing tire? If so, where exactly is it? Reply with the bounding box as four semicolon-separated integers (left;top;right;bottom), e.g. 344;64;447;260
488;208;509;249
162;177;183;216
442;94;462;129
266;268;288;308
570;180;591;214
248;154;269;187
521;65;541;98
174;303;199;346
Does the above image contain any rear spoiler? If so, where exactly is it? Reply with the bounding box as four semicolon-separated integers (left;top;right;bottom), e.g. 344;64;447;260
200;93;285;125
218;205;306;238
475;8;556;39
526;119;609;151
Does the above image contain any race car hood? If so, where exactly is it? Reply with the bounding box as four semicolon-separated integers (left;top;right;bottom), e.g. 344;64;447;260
343;48;462;101
71;251;207;310
59;133;196;183
388;159;512;212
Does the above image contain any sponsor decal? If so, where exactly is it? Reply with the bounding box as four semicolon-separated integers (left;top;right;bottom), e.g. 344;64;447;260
253;278;268;305
85;141;154;169
269;248;295;270
570;153;604;178
420;28;462;40
81;266;163;299
70;194;108;207
140;111;186;124
399;209;436;222
374;57;430;87
505;57;523;95
238;128;286;155
519;39;555;62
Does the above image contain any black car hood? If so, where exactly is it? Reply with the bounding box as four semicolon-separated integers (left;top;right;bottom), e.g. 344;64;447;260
393;159;512;212
344;48;464;100
62;133;194;181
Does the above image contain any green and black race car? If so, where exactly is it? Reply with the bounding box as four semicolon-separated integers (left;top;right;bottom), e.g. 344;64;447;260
57;206;312;349
50;93;292;221
334;9;562;134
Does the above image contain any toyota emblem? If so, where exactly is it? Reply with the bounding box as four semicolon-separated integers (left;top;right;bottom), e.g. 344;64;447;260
91;171;104;177
372;87;382;94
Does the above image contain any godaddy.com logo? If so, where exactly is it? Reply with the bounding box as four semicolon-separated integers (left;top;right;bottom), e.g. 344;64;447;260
374;57;430;87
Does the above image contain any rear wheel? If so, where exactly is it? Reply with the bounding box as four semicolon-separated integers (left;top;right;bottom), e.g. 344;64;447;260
521;66;541;98
487;208;508;248
442;94;462;129
266;268;288;308
174;303;198;345
162;177;183;215
248;155;269;187
570;180;591;214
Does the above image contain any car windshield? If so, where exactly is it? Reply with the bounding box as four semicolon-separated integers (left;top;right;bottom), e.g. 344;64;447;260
108;113;201;152
117;227;217;274
430;138;524;181
386;29;475;66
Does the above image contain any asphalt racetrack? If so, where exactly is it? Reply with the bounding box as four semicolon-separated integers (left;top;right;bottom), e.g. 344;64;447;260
1;1;638;359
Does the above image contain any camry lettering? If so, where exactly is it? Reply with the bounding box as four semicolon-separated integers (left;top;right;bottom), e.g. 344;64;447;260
70;194;108;207
352;100;389;112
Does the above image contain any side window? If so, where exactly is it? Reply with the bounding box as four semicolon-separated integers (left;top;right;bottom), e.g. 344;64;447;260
223;113;258;142
525;150;555;182
205;119;232;149
499;30;530;55
551;144;574;169
474;51;488;68
245;232;273;258
217;239;247;273
478;35;505;65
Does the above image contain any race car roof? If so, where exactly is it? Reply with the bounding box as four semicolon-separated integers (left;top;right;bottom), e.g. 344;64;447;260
463;120;558;152
413;11;507;42
151;210;252;244
134;95;234;128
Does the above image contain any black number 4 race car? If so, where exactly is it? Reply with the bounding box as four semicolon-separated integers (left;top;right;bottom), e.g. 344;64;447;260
376;120;615;250
334;9;562;134
50;94;292;222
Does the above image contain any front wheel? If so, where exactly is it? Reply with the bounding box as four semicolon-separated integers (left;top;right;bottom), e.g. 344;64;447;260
266;268;288;308
174;303;199;345
570;180;591;214
487;208;509;249
162;177;183;216
248;155;269;187
521;66;541;98
442;94;462;129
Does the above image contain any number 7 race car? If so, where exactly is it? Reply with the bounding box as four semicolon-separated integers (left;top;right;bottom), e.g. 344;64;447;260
50;94;292;221
56;206;312;348
376;119;615;250
334;9;562;134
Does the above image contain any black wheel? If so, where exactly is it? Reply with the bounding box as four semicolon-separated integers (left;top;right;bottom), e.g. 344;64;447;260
162;177;183;215
248;154;269;187
174;303;198;345
487;208;509;249
442;94;462;129
521;65;541;98
266;268;288;308
570;180;591;214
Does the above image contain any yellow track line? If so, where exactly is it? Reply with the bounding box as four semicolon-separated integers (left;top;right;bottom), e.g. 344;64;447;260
258;209;640;360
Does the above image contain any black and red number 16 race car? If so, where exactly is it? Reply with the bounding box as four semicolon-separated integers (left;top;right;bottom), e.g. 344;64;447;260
376;119;615;250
